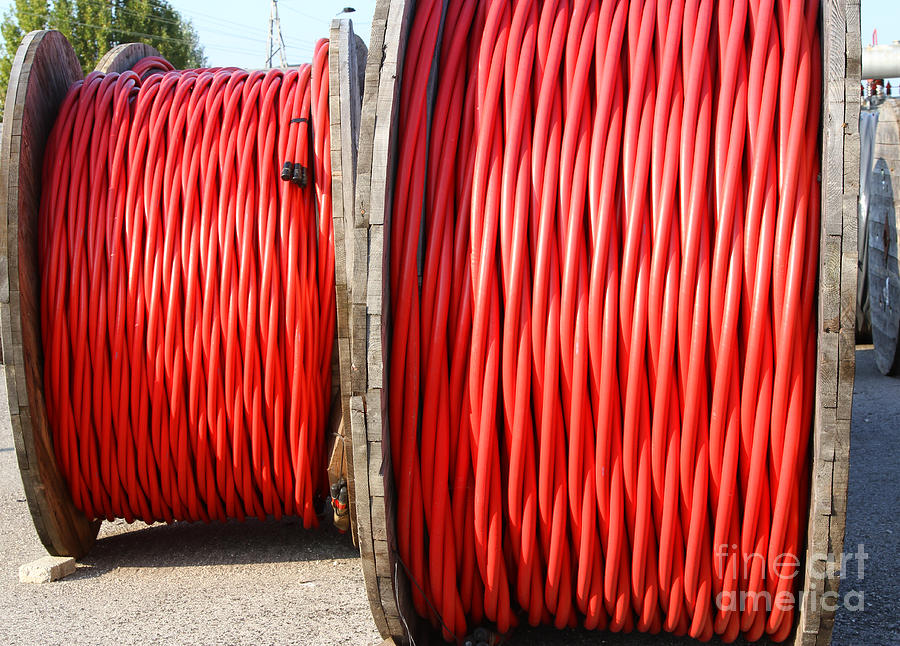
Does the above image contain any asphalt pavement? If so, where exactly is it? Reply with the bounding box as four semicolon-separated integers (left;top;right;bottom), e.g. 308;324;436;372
0;348;896;645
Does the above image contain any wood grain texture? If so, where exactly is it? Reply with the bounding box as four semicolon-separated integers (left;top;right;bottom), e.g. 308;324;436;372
329;18;367;545
0;30;99;558
350;0;419;643
93;42;160;73
797;1;858;645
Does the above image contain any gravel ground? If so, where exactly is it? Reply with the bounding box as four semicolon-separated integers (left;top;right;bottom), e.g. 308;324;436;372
0;366;381;646
0;348;896;645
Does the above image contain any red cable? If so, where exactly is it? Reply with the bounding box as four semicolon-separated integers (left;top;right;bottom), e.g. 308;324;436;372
40;42;335;526
388;0;821;642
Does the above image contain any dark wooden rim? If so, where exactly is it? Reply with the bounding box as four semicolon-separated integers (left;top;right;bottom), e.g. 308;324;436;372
0;29;99;558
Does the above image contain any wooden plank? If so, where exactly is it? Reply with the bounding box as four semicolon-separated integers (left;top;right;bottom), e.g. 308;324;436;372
799;2;858;644
329;17;367;545
821;234;842;333
0;30;99;557
373;539;392;577
365;392;385;500
350;0;418;643
817;403;837;464
823;79;846;237
350;394;389;636
350;301;368;395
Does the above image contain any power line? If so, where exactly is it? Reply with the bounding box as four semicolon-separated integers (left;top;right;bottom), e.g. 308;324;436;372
280;3;331;24
105;1;181;27
15;9;198;47
139;0;314;55
144;0;258;32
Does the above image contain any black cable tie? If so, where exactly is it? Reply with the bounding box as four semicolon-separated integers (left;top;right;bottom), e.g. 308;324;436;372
280;161;293;182
291;117;309;125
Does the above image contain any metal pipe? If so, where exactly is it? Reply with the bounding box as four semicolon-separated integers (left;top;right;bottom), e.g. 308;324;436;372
863;43;900;79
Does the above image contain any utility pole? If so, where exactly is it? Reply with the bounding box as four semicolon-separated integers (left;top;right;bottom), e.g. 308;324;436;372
266;0;288;68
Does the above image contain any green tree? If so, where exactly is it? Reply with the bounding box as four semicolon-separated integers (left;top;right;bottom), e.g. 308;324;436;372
0;0;205;118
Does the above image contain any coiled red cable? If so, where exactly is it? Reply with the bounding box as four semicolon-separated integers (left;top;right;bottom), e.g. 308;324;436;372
387;0;820;642
39;40;335;527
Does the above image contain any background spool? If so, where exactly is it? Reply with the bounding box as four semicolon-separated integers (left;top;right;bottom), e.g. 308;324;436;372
349;1;860;645
2;21;365;556
857;109;878;342
93;42;160;74
868;99;900;375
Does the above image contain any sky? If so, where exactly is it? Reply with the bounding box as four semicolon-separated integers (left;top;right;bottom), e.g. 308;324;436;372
0;1;896;70
0;0;378;69
183;0;900;75
862;0;900;48
169;0;379;68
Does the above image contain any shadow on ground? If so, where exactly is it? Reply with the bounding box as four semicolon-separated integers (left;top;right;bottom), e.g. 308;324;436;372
69;516;357;580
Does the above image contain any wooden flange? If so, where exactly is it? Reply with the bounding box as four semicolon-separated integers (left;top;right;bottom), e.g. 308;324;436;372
349;0;420;643
328;18;367;545
796;2;858;644
349;2;859;646
867;99;900;375
1;36;164;558
93;42;160;74
0;30;99;558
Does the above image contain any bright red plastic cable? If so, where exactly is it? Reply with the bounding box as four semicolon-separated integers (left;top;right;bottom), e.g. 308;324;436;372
387;0;820;642
39;41;335;527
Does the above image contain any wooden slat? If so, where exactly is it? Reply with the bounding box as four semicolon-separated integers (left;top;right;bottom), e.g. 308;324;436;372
0;30;99;557
350;0;419;643
328;17;367;545
798;1;858;644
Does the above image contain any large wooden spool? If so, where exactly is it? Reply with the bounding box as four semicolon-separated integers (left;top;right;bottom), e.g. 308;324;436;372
349;1;860;645
867;99;900;374
1;22;366;556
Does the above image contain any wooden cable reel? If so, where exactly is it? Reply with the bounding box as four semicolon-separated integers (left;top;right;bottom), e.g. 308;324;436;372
867;99;900;375
0;22;367;557
348;1;859;644
0;3;861;645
